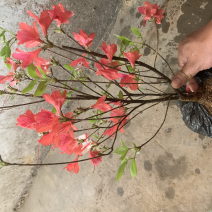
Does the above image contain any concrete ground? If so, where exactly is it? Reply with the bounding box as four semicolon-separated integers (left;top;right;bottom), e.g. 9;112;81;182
1;0;212;212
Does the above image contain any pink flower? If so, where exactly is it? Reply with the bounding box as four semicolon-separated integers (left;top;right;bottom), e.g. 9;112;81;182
103;106;129;137
123;50;142;68
73;29;95;48
90;95;112;112
70;54;90;68
63;157;79;174
5;58;20;71
34;109;58;133
49;3;74;27
34;56;51;77
12;48;42;69
95;58;120;80
138;1;164;27
89;150;102;167
99;42;117;62
119;74;138;91
0;72;17;86
43;90;66;115
38;121;61;147
16;21;42;48
16;109;37;129
103;125;118;137
27;10;54;36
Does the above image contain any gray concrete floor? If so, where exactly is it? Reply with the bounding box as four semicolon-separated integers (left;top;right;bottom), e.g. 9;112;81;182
1;0;212;212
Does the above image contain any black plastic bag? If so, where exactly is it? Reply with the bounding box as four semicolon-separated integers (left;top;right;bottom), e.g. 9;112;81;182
178;68;212;138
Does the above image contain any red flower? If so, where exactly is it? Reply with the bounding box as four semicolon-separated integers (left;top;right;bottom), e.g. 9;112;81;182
70;54;90;68
103;125;118;137
12;48;42;69
43;90;66;115
0;72;17;86
138;1;164;27
38;121;61;147
49;3;74;27
27;10;54;36
34;56;51;77
89;150;102;167
16;109;37;129
99;42;117;62
63;157;79;174
103;106;129;137
123;50;142;68
34;109;58;133
119;74;138;91
90;95;112;112
5;58;20;71
16;21;42;48
95;58;120;80
73;29;95;48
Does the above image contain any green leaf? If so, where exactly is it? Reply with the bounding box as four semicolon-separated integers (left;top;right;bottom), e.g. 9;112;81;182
127;65;135;73
34;81;47;97
114;146;128;155
132;142;137;148
0;34;5;43
0;31;5;38
131;27;141;37
118;90;123;99
93;134;98;139
36;66;47;79
129;42;135;46
10;95;15;101
52;107;57;114
27;64;39;78
115;35;131;46
22;80;38;94
121;139;128;149
0;45;7;57
130;159;137;179
64;64;75;71
119;150;128;160
119;42;123;56
89;119;96;123
117;160;128;181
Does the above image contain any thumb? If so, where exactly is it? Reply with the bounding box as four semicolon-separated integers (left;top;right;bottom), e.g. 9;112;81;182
171;64;197;89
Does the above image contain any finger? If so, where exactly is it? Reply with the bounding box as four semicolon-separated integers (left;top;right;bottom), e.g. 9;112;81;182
187;77;199;92
178;57;186;69
171;64;196;89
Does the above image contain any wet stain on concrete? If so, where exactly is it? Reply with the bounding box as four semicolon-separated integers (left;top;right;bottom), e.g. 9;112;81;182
117;26;131;44
144;160;152;171
143;47;151;56
165;187;175;199
130;7;136;15
120;18;123;24
195;168;200;174
202;145;207;149
198;134;205;140
135;12;141;19
174;0;212;43
117;187;124;196
167;128;172;133
157;14;170;33
155;154;187;181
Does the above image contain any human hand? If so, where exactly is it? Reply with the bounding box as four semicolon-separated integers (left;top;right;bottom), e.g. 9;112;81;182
171;20;212;92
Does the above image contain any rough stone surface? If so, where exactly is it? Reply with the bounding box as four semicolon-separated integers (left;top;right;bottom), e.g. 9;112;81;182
1;0;212;212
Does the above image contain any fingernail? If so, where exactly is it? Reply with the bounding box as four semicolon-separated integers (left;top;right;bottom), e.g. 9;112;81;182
188;85;194;92
171;77;182;88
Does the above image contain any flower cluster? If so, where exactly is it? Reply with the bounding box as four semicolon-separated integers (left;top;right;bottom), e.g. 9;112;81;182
138;1;164;26
16;90;102;173
91;95;129;137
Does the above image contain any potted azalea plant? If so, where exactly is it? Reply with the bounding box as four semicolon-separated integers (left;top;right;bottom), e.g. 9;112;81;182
0;2;196;181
